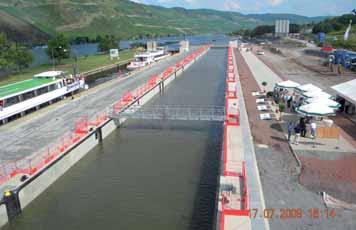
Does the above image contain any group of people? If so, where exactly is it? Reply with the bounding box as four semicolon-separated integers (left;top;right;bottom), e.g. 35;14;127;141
274;88;304;112
287;117;317;145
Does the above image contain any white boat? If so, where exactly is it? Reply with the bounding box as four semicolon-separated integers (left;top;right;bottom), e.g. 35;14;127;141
0;71;86;124
127;48;168;70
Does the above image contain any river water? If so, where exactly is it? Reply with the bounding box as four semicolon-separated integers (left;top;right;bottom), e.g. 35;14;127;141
30;34;229;67
4;48;227;230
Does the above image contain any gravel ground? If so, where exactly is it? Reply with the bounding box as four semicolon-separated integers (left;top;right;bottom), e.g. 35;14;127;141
235;49;356;230
255;46;356;94
0;50;196;163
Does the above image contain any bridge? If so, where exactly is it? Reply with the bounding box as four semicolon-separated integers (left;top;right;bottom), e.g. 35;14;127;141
110;105;226;122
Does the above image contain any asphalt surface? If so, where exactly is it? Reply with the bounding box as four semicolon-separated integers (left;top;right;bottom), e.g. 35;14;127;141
0;49;196;163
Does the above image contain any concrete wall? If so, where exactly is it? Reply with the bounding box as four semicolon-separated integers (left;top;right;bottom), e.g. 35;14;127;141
0;47;210;228
0;204;8;227
18;133;99;209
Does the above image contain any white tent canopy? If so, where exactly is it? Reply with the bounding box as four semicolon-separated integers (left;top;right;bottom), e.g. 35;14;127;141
306;97;340;109
302;91;333;99
275;80;300;89
296;103;336;116
295;84;322;93
331;79;356;105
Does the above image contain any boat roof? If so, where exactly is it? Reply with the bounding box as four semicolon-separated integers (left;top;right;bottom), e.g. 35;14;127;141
0;78;57;99
34;71;65;78
134;50;164;58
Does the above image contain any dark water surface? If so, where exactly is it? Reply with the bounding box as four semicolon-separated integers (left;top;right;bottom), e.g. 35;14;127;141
4;48;227;230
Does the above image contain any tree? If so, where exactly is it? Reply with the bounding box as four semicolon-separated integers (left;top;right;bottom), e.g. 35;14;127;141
14;47;33;70
98;35;118;52
251;25;274;37
261;81;268;92
278;103;286;121
0;33;33;71
289;24;301;33
46;34;70;64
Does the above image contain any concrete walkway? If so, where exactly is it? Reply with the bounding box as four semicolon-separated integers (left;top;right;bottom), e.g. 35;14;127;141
233;50;269;230
240;52;281;92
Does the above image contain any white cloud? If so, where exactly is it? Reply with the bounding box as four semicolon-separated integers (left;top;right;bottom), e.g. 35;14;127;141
130;0;144;3
224;0;241;10
267;0;284;6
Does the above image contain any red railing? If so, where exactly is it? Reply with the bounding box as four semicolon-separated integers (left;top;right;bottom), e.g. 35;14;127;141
220;45;250;230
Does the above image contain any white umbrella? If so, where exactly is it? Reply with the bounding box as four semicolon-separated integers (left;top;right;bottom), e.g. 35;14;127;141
302;91;332;99
295;84;322;93
275;80;300;89
305;98;341;109
296;103;336;116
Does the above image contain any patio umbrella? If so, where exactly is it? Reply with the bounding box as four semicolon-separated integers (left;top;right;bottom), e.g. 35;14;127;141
275;80;300;89
295;84;322;94
305;98;341;109
302;91;333;99
296;103;336;116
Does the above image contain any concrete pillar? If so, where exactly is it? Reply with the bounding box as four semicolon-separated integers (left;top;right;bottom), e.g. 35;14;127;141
96;128;103;142
3;190;21;221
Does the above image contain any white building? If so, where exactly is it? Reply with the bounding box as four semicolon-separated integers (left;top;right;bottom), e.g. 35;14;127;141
146;41;157;52
179;40;190;53
275;19;290;37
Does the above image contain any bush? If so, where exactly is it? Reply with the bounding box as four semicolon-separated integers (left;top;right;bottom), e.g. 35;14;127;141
278;103;286;113
266;91;274;98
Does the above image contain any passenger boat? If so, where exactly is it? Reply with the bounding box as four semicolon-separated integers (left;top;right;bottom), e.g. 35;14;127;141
127;48;168;70
0;71;85;124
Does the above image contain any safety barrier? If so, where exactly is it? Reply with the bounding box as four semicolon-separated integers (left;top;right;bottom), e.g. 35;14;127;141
219;45;249;230
0;45;211;188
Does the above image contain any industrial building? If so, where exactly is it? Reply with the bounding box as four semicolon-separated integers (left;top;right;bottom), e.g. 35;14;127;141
275;19;290;37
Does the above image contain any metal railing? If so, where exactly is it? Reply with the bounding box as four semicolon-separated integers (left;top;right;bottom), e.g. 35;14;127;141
111;105;226;122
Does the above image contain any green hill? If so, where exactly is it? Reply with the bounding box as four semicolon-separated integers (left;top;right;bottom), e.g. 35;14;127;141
247;13;329;25
312;14;356;35
0;0;326;43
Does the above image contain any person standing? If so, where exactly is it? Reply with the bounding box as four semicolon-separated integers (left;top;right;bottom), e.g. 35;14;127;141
287;95;292;110
287;122;294;142
300;118;307;137
294;124;301;145
310;121;317;139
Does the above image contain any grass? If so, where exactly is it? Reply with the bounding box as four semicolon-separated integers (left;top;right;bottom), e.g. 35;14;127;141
0;50;134;87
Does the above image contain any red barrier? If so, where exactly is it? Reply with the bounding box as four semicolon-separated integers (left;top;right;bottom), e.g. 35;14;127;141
219;46;250;225
74;116;89;135
148;75;158;86
122;92;134;103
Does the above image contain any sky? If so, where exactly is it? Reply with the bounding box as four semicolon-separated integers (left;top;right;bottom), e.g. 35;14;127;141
130;0;356;17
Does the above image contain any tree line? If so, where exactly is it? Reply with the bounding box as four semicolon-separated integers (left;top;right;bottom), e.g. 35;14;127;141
312;14;356;34
0;33;33;71
229;24;301;38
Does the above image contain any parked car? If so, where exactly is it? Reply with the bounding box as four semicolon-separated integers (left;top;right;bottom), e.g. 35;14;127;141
257;50;265;55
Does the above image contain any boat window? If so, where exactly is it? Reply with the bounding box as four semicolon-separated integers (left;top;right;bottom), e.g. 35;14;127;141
4;96;20;107
23;91;36;100
49;84;57;91
37;86;49;95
